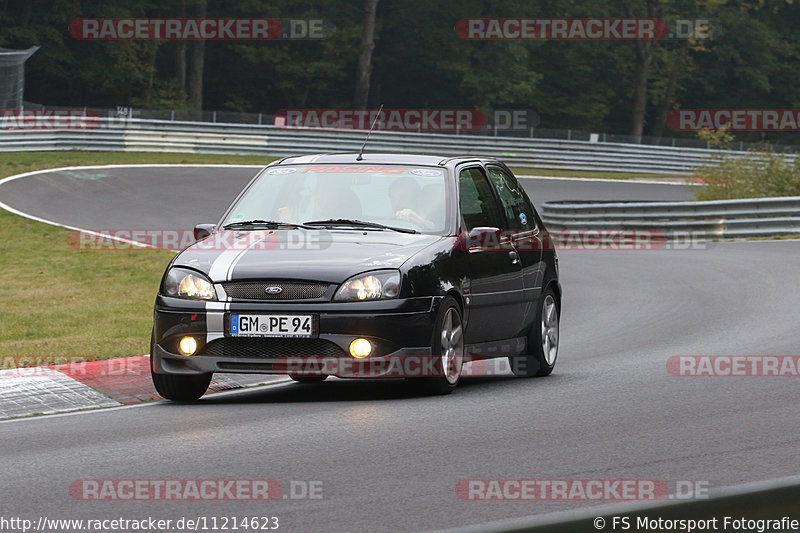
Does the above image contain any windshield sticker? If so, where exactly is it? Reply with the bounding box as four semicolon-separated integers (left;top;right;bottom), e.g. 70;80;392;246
411;168;443;176
267;167;297;175
300;166;409;174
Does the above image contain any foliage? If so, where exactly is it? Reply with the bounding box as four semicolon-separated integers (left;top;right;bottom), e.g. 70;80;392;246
1;0;800;143
692;146;800;200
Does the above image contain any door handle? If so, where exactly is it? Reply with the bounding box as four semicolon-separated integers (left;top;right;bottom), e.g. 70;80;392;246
508;251;519;264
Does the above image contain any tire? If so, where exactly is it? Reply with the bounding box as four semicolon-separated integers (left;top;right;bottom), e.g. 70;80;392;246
509;286;559;377
152;371;212;401
290;375;328;384
415;296;464;395
150;331;212;401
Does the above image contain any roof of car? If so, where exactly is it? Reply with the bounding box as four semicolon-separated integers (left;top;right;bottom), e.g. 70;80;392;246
272;153;503;167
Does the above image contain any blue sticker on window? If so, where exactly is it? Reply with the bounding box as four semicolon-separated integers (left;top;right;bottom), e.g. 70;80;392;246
411;168;443;176
267;167;297;175
519;213;528;225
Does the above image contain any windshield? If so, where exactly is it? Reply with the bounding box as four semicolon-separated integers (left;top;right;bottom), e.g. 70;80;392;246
222;165;449;233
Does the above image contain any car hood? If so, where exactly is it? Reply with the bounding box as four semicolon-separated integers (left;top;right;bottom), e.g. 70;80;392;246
173;229;444;283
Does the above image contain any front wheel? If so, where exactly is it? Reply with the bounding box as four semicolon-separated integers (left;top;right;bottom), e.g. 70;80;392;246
509;287;559;377
415;296;464;395
151;331;211;401
152;371;212;401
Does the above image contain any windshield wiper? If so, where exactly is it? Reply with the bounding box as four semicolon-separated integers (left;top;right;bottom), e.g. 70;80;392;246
303;218;418;234
223;219;312;230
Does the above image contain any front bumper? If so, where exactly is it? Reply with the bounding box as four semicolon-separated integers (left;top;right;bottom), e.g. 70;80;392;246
152;295;443;378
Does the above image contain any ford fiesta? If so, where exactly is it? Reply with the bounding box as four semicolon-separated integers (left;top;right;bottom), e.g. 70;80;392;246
151;154;561;400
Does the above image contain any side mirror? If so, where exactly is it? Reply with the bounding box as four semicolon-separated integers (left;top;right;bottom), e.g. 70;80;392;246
465;226;501;250
193;224;216;241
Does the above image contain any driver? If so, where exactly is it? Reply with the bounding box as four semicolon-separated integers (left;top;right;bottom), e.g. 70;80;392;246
389;176;435;231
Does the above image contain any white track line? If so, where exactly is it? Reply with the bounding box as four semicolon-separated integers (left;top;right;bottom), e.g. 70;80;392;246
0;377;294;425
0;164;264;249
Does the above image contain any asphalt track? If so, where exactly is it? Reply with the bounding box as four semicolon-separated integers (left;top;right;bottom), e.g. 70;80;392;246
2;166;799;532
0;166;691;236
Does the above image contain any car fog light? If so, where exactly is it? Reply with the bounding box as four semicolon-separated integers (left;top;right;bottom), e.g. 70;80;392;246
349;338;372;358
179;336;198;356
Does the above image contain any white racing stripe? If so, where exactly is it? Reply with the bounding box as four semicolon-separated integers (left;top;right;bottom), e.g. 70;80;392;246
204;232;269;343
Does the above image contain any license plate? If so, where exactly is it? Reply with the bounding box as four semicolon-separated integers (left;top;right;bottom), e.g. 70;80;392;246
229;314;314;338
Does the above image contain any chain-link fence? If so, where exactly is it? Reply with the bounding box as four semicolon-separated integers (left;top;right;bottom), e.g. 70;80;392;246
0;47;39;110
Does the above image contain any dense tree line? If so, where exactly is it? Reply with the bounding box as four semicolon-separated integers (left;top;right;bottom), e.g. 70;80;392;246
1;0;799;143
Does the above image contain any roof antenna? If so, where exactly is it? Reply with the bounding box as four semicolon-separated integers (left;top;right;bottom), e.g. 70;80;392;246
356;104;384;161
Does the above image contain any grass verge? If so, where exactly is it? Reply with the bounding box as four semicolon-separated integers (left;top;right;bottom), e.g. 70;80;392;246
0;150;276;177
0;151;279;362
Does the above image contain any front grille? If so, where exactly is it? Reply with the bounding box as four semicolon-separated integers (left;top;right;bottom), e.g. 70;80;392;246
203;337;346;358
222;280;330;300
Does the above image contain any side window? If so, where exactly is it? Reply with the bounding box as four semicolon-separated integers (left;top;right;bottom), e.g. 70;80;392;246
458;167;503;231
487;167;535;230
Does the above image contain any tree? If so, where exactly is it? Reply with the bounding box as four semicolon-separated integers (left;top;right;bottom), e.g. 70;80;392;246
354;0;379;108
187;0;207;111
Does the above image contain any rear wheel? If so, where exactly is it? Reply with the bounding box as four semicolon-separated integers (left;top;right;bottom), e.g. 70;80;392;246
416;296;464;395
290;375;328;384
509;287;559;377
150;331;211;401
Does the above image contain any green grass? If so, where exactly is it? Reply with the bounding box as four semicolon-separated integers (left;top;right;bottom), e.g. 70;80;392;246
0;206;176;359
0;151;281;363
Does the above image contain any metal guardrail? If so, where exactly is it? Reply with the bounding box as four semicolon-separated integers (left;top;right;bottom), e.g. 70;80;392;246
540;196;800;239
0;117;769;175
442;475;800;533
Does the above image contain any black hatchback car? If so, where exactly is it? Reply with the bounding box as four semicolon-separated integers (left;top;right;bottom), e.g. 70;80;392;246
151;154;561;400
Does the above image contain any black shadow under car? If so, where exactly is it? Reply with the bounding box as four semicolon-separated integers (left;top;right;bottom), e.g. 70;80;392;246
151;154;561;400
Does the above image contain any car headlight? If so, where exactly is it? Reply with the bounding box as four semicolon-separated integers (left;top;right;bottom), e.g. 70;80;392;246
334;270;401;302
163;267;216;300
